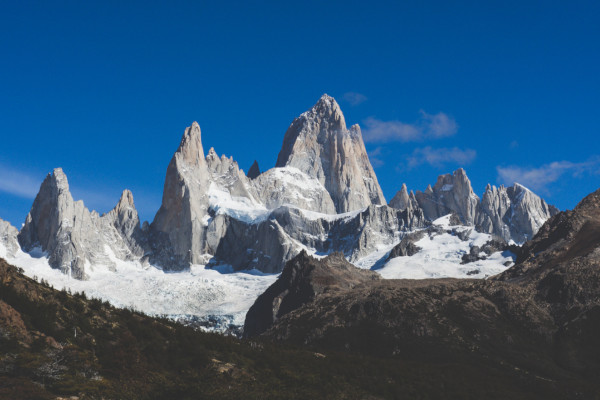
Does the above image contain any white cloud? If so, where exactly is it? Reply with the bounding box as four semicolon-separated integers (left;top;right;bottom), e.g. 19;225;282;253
362;117;421;142
0;166;43;198
496;158;600;193
419;111;458;139
362;111;457;143
405;147;476;169
342;92;367;106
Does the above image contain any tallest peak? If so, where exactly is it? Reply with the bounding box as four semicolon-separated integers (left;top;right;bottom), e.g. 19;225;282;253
308;94;345;130
317;93;335;103
276;93;385;212
314;93;340;111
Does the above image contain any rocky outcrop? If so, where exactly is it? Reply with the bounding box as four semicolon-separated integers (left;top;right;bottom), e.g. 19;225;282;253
0;219;19;258
414;168;479;225
476;183;559;243
460;237;508;264
386;230;425;259
102;189;147;261
275;94;386;213
18;169;147;279
243;251;380;337
388;183;418;211
246;160;261;179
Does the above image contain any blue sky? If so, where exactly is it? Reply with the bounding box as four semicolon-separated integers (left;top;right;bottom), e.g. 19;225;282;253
1;1;599;227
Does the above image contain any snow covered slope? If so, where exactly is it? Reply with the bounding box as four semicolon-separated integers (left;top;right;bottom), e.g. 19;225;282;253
360;215;516;279
3;247;277;334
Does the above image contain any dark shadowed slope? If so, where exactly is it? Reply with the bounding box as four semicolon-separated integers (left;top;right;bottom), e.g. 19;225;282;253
1;256;579;400
244;189;600;398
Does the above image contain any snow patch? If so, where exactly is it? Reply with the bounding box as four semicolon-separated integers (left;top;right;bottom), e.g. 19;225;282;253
208;182;270;224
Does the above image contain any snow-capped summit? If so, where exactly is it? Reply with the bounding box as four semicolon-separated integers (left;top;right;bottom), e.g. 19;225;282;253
275;94;386;213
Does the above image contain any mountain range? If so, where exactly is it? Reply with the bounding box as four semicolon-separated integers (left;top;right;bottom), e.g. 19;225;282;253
0;94;559;330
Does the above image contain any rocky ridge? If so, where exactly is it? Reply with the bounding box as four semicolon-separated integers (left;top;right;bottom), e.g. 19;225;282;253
392;169;559;244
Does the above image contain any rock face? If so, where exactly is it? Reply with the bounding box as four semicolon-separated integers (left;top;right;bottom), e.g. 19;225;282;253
18;169;147;279
0;219;19;258
414;168;479;225
103;189;147;261
150;122;212;269
386;230;425;259
388;184;418;211
243;251;380;337
275;94;386;213
207;204;426;273
476;183;559;243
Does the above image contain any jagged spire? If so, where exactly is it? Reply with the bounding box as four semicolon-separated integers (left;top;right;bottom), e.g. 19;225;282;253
389;184;413;210
176;121;205;166
247;160;261;179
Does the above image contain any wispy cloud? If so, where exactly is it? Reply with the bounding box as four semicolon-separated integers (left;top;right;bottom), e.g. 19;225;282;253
404;147;476;170
367;147;385;168
342;92;367;106
421;111;458;139
0;165;43;198
362;111;458;143
496;158;600;193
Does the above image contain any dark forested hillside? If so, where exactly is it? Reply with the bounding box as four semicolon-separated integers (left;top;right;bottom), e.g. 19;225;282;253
1;255;593;399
